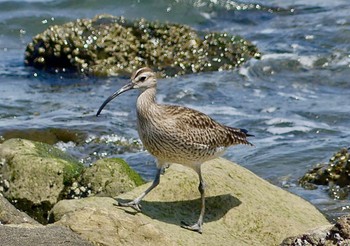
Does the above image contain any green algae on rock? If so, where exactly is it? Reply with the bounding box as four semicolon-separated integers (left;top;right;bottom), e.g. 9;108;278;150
81;158;144;197
25;15;260;77
299;148;350;199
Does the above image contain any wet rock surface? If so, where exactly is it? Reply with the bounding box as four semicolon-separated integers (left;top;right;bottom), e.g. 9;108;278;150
299;148;350;199
25;15;260;77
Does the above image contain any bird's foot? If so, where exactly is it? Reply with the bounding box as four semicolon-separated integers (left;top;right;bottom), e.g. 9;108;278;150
114;200;142;212
181;221;203;234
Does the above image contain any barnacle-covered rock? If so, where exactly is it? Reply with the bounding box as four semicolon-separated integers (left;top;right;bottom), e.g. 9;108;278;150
299;148;350;199
25;15;260;77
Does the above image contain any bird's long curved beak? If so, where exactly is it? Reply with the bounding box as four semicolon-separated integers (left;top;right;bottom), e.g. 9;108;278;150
96;82;134;116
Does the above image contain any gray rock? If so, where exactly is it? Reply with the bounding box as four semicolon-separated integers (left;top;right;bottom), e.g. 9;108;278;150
280;225;332;246
281;215;350;245
0;224;92;246
51;158;329;246
0;195;39;225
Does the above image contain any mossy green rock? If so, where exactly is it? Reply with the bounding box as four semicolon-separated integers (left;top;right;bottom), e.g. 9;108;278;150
0;138;83;223
25;15;260;77
81;158;144;197
51;158;329;246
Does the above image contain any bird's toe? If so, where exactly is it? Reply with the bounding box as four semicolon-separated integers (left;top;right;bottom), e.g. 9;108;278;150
180;221;203;234
114;200;142;212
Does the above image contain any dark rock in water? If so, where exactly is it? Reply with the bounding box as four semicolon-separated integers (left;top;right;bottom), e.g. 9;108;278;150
0;128;87;145
0;139;84;224
24;15;260;77
299;148;350;199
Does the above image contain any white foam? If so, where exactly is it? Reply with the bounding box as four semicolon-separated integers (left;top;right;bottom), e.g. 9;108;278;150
298;55;318;68
259;28;276;34
267;126;312;135
261;53;296;60
265;116;330;135
261;53;319;69
54;141;76;151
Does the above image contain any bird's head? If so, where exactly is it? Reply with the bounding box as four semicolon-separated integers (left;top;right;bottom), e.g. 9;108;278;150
131;67;157;89
96;67;156;116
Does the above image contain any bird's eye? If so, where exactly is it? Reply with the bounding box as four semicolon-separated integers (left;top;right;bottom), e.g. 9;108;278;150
139;76;147;82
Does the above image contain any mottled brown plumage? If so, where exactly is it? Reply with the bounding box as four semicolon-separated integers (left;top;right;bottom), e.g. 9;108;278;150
96;67;253;233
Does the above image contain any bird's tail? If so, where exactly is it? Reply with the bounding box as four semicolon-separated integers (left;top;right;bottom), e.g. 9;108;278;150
225;127;254;146
240;128;254;137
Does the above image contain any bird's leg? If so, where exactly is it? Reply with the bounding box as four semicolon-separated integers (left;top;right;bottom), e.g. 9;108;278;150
116;167;162;212
181;166;205;234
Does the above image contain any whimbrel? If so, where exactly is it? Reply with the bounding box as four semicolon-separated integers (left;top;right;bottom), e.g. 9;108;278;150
96;67;253;233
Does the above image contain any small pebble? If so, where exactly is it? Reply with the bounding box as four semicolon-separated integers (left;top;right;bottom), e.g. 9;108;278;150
3;180;10;190
74;188;80;195
71;181;78;190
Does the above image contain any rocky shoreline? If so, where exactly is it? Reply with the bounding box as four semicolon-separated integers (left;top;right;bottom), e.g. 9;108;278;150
1;138;347;245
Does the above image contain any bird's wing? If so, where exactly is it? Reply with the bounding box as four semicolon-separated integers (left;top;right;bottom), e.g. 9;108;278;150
163;105;252;147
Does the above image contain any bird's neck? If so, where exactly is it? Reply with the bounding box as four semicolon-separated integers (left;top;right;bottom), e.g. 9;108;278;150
136;87;158;117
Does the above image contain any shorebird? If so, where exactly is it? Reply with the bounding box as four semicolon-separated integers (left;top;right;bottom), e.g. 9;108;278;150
96;67;253;233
